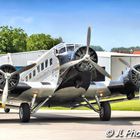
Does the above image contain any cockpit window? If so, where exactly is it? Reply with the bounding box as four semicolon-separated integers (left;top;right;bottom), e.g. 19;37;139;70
59;47;66;54
75;44;81;49
67;46;74;52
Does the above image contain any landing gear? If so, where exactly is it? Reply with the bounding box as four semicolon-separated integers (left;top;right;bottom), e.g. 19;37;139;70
99;102;111;121
19;103;30;122
82;95;111;121
4;108;10;113
127;92;135;100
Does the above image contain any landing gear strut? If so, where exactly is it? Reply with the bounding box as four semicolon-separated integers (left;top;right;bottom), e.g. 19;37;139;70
82;95;111;121
19;96;52;122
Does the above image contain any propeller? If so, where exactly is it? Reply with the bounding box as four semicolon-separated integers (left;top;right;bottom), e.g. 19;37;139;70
60;57;85;70
0;63;36;107
86;27;91;55
88;59;112;79
60;26;111;79
119;58;140;100
119;58;140;75
11;63;36;76
1;73;9;107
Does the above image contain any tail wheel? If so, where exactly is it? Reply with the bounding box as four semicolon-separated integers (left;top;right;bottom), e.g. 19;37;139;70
4;108;10;113
19;103;30;122
99;101;111;121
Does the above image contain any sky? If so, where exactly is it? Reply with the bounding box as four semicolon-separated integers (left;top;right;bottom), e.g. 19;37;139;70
0;0;140;51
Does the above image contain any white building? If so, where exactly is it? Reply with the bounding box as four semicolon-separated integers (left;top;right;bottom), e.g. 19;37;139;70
0;49;140;81
97;51;140;81
0;50;47;67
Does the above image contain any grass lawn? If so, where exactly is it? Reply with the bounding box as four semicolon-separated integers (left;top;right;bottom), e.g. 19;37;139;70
111;99;140;111
42;99;140;111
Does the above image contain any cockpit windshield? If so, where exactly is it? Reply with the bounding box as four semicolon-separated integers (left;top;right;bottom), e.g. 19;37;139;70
59;47;66;54
55;43;82;65
67;46;74;52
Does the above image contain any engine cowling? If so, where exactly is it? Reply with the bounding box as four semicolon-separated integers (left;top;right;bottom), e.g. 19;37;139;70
73;46;98;72
0;64;19;90
121;64;140;100
129;64;140;88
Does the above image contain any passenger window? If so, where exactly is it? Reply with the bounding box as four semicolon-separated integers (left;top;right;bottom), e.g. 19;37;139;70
41;62;44;70
59;47;66;53
29;73;32;79
45;59;48;67
33;70;36;76
37;65;40;73
50;58;53;65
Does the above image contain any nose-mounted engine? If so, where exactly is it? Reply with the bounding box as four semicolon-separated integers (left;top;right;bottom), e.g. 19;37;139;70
74;46;98;72
0;64;19;90
59;27;111;83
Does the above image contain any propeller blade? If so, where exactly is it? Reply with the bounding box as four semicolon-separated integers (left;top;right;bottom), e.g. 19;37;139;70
1;78;9;107
119;58;131;68
119;58;140;75
11;63;36;76
89;59;112;79
86;26;91;55
60;58;84;70
132;67;140;75
0;69;5;75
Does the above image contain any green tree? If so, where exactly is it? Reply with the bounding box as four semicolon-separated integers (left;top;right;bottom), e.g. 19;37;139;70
0;26;27;53
111;46;140;53
91;45;104;51
27;34;62;51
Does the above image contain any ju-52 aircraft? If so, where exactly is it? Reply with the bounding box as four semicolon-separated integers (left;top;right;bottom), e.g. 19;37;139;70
0;27;140;122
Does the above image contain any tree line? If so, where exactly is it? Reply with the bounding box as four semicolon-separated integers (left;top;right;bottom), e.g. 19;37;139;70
0;26;62;53
111;46;140;53
0;26;139;53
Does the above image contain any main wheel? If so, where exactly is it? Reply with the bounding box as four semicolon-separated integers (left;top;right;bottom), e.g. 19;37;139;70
99;101;111;121
19;103;30;122
127;92;135;100
4;108;10;113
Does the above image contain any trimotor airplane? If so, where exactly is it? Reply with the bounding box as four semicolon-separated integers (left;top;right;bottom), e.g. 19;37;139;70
0;27;140;122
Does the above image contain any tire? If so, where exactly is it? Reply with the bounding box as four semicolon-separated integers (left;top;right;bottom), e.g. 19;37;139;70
4;108;10;113
99;101;111;121
127;92;135;100
19;103;30;122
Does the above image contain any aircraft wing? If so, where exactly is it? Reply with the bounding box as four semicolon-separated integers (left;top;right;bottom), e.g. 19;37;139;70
72;95;140;109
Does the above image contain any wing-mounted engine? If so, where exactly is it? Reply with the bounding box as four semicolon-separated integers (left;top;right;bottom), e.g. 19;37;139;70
0;63;36;107
73;46;98;72
0;64;19;90
129;64;140;89
119;58;140;100
121;65;140;100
